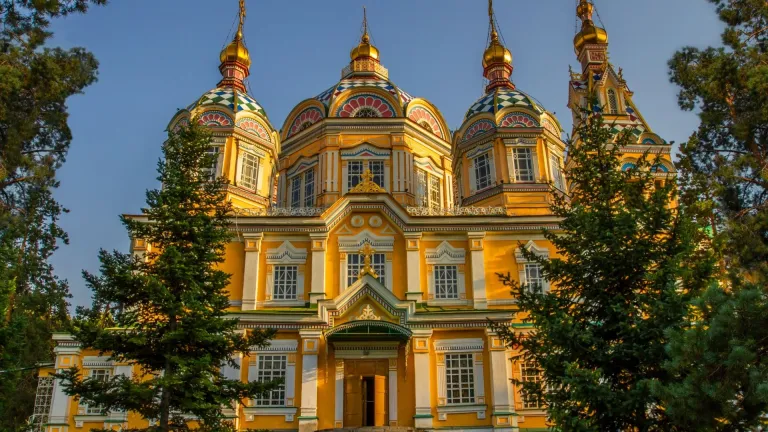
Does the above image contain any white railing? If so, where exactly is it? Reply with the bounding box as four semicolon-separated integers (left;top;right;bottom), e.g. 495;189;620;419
232;207;326;217
406;206;507;216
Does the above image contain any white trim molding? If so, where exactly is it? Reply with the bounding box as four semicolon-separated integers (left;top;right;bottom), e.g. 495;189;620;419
515;240;551;292
425;241;468;306
435;338;486;420
338;230;394;293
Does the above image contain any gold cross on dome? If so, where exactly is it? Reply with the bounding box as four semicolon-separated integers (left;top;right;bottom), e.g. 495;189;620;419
358;243;379;279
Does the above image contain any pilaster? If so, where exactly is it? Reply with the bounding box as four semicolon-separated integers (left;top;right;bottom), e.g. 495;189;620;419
388;357;398;426
468;232;488;309
487;329;518;431
47;335;81;431
242;233;263;311
299;329;322;432
412;329;433;428
334;359;344;428
309;233;327;304
404;233;423;302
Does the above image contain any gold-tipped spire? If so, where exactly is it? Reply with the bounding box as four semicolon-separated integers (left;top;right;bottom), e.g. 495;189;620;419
220;0;251;68
574;0;608;53
350;6;380;61
482;0;512;69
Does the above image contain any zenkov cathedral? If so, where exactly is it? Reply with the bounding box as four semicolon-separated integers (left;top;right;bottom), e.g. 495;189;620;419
36;1;673;431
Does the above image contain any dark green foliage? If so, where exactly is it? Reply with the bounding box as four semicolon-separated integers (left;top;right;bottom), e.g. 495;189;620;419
491;104;705;432
0;1;105;430
57;121;278;432
655;1;768;430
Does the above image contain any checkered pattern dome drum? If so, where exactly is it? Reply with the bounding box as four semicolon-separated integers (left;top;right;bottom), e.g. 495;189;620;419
464;88;545;120
190;88;266;117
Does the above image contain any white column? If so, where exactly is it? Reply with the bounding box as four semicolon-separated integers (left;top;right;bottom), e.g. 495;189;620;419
299;330;321;432
405;233;422;302
412;329;433;428
48;335;81;428
309;234;327;304
487;330;517;430
388;358;398;426
468;232;488;309
334;360;344;428
241;233;263;311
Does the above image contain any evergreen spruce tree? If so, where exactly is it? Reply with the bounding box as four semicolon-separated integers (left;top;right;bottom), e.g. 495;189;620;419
653;1;768;430
491;102;706;432
0;1;105;429
57;121;278;432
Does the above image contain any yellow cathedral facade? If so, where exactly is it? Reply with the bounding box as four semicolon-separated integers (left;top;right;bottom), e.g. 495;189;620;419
35;1;674;431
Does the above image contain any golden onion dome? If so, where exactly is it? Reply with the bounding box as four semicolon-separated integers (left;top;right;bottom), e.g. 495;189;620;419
482;29;512;68
220;30;251;68
573;22;609;52
350;32;380;61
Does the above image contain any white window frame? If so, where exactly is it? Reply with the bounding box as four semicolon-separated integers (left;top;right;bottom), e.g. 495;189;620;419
550;153;565;191
264;242;307;307
435;338;486;421
512;148;535;182
505;139;540;185
288;168;316;208
83;368;111;415
340;143;391;195
519;361;543;410
414;157;445;210
338;230;394;292
472;152;493;191
204;145;224;181
238;151;260;191
515;240;550;292
246;340;298;422
253;354;287;406
346;252;386;287
425;241;467;306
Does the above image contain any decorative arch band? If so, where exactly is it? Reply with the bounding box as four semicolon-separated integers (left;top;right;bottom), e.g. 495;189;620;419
462;119;495;142
287;107;325;138
236;117;271;142
499;112;540;128
407;106;443;138
198;110;233;127
336;93;396;118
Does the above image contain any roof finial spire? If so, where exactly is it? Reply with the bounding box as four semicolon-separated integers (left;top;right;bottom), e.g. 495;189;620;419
577;0;594;24
362;6;370;43
236;0;246;40
488;0;498;41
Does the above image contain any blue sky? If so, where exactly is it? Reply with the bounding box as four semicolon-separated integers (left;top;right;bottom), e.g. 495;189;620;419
48;0;723;308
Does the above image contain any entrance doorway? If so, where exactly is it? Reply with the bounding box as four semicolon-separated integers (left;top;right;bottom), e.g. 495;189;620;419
344;359;388;427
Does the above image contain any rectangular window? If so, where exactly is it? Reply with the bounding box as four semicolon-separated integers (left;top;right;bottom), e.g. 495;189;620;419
85;369;110;415
240;152;260;190
445;353;475;405
290;176;301;208
347;253;386;287
347;161;364;189
273;265;298;300
434;265;459;299
31;376;54;430
254;355;287;406
416;170;428;207
303;169;315;207
513;148;535;182
524;263;543;289
204;146;221;181
473;152;492;191
550;155;565;190
429;176;441;211
520;361;542;409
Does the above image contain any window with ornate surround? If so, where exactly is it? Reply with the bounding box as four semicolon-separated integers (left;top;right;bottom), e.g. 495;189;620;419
83;368;111;415
515;240;550;292
504;138;540;184
204;145;224;181
425;241;467;306
340;143;391;194
246;340;298;422
414;157;446;211
550;153;566;191
338;230;394;292
435;338;486;421
264;242;307;307
289;169;316;208
607;88;619;114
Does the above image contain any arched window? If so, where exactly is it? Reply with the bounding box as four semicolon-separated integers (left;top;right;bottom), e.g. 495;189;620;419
607;89;619;114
